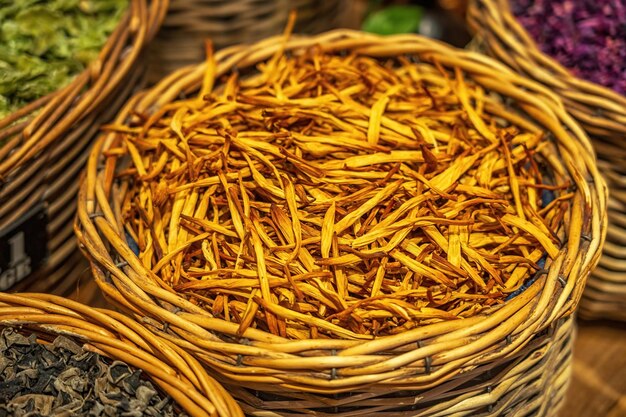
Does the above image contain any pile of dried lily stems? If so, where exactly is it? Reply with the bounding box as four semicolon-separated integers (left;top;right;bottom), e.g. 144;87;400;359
111;44;570;340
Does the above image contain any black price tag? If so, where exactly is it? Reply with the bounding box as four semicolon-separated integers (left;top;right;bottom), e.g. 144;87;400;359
0;204;48;290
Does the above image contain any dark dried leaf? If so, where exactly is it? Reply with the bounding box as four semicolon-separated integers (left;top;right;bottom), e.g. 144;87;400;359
0;328;187;417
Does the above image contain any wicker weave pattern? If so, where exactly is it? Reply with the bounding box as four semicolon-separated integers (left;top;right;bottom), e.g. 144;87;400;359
232;316;575;416
0;0;167;296
76;30;606;415
147;0;344;80
467;0;626;322
0;292;244;417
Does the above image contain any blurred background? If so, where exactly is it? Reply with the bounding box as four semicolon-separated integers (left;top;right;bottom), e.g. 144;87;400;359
147;0;472;81
342;0;470;47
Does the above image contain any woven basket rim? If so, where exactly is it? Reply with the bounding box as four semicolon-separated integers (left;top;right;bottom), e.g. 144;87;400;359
0;0;169;179
0;292;243;417
76;29;607;393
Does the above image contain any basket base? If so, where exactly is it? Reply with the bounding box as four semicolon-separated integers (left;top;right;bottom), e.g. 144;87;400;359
215;318;575;417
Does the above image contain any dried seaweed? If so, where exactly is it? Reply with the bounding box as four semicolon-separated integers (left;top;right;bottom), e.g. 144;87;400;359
0;328;185;417
109;44;572;339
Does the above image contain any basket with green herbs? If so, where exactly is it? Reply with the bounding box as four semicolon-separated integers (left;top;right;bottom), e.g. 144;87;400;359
0;0;124;119
0;0;167;299
467;0;626;321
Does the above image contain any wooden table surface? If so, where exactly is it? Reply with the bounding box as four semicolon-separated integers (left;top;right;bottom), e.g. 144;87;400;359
560;320;626;417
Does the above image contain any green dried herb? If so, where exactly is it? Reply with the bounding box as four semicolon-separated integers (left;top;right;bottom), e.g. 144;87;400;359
0;0;127;119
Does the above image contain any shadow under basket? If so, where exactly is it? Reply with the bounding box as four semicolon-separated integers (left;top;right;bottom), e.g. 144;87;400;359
76;30;606;416
466;0;626;322
0;292;243;417
0;0;167;301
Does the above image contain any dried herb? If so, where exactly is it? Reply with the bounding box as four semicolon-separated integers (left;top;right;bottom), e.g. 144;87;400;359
110;45;570;340
0;0;127;119
0;328;185;417
512;0;626;95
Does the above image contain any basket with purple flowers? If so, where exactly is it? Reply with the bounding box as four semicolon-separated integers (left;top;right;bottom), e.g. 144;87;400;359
468;0;626;321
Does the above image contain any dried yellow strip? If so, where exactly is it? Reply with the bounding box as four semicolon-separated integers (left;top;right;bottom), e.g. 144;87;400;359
501;214;560;259
334;180;403;234
371;257;388;297
448;224;462;268
367;85;402;145
391;250;455;288
321;202;336;259
116;45;571;338
250;227;271;304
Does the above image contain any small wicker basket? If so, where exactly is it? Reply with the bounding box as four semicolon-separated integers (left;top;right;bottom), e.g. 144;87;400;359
0;0;167;299
146;0;345;81
466;0;626;322
76;30;606;415
0;292;243;417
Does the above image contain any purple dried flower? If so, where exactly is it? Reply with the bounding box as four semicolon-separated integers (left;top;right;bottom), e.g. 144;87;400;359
512;0;626;95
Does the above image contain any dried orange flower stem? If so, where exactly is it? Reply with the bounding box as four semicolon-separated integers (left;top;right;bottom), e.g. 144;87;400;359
111;45;570;339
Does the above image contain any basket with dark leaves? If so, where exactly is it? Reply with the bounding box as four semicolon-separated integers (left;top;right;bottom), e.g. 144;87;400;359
0;292;243;417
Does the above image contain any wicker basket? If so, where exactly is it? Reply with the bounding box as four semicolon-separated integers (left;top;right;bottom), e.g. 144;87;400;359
229;316;576;416
0;292;243;417
466;0;626;321
146;0;345;81
76;30;606;415
0;0;167;301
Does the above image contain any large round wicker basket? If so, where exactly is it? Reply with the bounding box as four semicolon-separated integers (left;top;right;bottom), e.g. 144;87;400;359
76;30;606;416
146;0;345;81
466;0;626;322
0;292;243;417
0;0;167;303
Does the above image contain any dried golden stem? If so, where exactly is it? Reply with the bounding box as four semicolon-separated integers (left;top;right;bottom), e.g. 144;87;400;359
112;46;570;339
